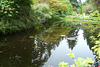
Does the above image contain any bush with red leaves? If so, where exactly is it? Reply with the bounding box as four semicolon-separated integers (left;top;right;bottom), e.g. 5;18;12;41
91;0;100;7
73;8;78;13
85;8;92;14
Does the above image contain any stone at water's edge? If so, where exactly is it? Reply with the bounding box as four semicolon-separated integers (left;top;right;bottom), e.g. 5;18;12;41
60;35;66;36
67;36;77;40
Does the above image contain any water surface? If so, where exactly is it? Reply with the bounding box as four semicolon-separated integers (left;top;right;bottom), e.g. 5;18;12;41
0;25;96;67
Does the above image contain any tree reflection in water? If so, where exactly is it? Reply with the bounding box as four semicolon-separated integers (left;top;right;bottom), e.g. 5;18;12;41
0;25;72;67
81;23;100;67
67;26;79;50
0;23;99;67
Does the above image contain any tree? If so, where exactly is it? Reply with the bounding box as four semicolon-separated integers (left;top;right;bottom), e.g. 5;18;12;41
86;0;90;3
36;0;68;15
78;0;83;14
69;0;79;7
0;0;36;34
91;0;100;12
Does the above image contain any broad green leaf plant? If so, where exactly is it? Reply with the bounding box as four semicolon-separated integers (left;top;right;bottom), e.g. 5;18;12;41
0;0;18;17
89;10;100;21
59;51;94;67
91;32;100;59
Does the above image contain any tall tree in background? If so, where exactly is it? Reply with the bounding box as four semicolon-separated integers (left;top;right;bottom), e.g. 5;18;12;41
91;0;100;12
69;0;79;7
83;0;90;5
78;0;83;14
86;0;90;3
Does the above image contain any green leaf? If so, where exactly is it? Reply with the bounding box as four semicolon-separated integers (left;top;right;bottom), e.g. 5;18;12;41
4;11;7;14
86;57;94;65
58;62;69;67
67;51;75;59
75;57;85;66
95;41;100;44
70;64;75;67
8;14;12;17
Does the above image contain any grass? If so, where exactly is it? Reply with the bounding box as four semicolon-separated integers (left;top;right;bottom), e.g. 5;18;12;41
66;16;90;20
65;16;100;23
65;16;100;22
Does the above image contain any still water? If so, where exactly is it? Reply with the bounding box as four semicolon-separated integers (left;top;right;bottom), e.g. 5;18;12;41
0;24;96;67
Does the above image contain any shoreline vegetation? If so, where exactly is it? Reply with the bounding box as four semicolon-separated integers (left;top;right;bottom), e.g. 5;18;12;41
0;0;100;66
0;0;100;35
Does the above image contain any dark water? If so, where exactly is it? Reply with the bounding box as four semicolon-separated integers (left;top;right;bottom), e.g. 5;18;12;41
0;24;97;67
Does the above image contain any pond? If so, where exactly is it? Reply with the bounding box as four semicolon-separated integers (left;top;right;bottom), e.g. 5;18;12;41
0;22;99;67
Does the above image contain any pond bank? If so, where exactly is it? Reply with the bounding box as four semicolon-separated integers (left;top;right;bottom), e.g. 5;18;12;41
66;19;99;22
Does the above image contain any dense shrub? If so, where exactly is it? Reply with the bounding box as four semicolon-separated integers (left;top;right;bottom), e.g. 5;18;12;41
49;0;68;12
72;11;77;16
73;8;78;13
89;10;99;17
89;10;100;21
36;1;49;4
91;0;100;12
85;8;92;14
0;0;70;34
63;0;73;15
0;0;18;18
38;0;68;14
0;0;38;34
69;0;79;7
59;51;94;67
32;3;52;22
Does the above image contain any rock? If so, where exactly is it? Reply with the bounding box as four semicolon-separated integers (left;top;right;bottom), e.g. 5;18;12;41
67;36;77;40
60;35;66;36
0;51;3;53
29;36;34;38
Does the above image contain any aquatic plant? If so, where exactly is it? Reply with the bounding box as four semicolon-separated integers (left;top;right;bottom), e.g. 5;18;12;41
59;51;94;67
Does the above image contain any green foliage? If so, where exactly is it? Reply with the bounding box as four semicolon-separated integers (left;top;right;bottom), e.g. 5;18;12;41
0;0;40;34
73;17;80;19
59;51;94;67
91;0;100;12
61;0;73;15
66;16;90;20
0;19;25;34
92;45;100;58
40;0;68;13
69;0;79;7
0;0;18;18
67;51;75;59
75;57;94;67
59;62;69;67
89;10;100;21
82;22;100;37
79;5;83;14
91;33;100;59
48;0;68;13
70;64;75;67
82;3;92;14
32;3;52;22
31;0;36;4
10;0;31;6
72;11;77;16
89;10;99;18
81;23;100;66
0;1;30;34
